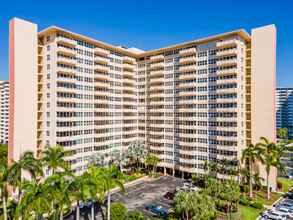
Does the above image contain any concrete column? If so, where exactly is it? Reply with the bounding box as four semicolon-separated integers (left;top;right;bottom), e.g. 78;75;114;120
164;167;166;175
172;168;175;178
182;171;184;180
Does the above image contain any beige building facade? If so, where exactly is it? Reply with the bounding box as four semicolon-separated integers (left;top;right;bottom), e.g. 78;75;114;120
9;18;276;188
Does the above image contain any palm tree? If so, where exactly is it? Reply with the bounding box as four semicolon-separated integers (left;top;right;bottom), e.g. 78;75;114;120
7;151;43;218
277;127;290;140
241;143;263;197
47;172;73;220
19;180;55;219
111;149;130;171
258;136;277;154
252;173;264;191
0;164;8;220
0;143;8;166
145;154;160;176
70;172;101;220
126;211;147;220
89;151;108;168
220;158;230;175
262;152;285;199
42;145;73;175
128;140;148;174
209;161;218;178
94;164;125;220
173;191;191;219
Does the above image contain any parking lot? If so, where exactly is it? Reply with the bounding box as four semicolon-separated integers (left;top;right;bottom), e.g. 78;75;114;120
65;175;184;219
258;195;293;220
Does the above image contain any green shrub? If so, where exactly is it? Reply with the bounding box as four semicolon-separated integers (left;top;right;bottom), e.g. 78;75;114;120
109;203;127;220
154;173;163;178
133;173;143;179
239;199;251;206
251;202;263;209
246;196;253;201
201;189;211;195
220;194;228;200
278;181;284;190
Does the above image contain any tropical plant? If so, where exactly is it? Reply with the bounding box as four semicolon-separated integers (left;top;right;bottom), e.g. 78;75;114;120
94;164;125;220
220;158;230;175
145;154;160;176
42;145;73;175
89;151;108;168
7;151;43;215
241;143;263;197
111;149;130;171
209;161;218;177
173;191;191;219
0;164;9;220
0;143;8;167
277;127;290;140
109;203;127;220
252;173;264;190
18;180;55;219
126;211;147;220
128;140;148;174
0;199;17;220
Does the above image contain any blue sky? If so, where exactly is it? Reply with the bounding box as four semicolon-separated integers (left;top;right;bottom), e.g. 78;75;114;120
0;0;292;87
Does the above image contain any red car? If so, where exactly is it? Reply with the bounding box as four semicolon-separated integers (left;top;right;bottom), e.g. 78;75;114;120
165;191;177;200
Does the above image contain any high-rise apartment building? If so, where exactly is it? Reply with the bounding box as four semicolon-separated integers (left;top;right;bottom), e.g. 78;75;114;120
276;88;293;138
0;81;9;143
9;18;276;188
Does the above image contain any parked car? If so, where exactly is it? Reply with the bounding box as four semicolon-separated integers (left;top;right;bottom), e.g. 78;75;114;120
85;199;93;207
261;209;286;219
146;204;167;216
276;202;293;210
79;202;85;209
175;187;187;192
284;193;293;199
165;191;177;200
275;208;293;218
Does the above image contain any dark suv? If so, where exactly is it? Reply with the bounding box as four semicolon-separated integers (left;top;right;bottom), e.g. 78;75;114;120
165;191;177;200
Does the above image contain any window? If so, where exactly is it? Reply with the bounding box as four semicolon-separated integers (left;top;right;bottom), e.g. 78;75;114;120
47;45;50;51
47;55;50;61
46;36;50;42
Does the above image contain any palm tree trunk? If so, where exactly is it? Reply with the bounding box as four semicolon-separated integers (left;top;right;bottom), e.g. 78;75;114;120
267;172;270;199
2;194;7;220
60;210;63;220
249;161;253;197
76;200;80;220
91;202;94;220
18;190;22;220
186;210;189;220
136;157;139;174
227;200;230;214
107;190;111;220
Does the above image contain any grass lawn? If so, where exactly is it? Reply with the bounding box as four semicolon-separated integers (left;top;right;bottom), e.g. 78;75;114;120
278;177;293;192
239;205;263;220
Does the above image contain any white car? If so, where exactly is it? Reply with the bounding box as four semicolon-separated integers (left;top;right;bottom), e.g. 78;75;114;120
183;183;200;193
275;208;293;218
262;209;286;220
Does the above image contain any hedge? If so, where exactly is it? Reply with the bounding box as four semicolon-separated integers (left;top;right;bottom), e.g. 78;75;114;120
250;202;263;209
220;194;228;200
201;189;211;195
246;196;253;202
239;199;251;206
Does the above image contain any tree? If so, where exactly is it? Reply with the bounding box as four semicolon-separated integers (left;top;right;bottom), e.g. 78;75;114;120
241;143;263;197
19;180;55;219
126;211;147;220
145;154;160;176
94;164;125;220
173;191;191;219
42;145;73;175
47;172;73;220
109;203;127;220
89;151;108;168
220;158;230;175
209;161;218;178
70;172;101;220
277;127;290;140
128;140;148;174
258;137;277;154
252;173;264;191
7;151;43;218
0;143;8;167
0;164;9;220
111;149;130;171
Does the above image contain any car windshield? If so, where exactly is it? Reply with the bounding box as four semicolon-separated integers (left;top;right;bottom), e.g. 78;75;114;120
157;206;163;210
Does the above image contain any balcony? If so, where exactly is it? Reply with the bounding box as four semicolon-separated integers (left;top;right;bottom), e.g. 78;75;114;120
216;127;237;132
94;56;109;64
150;62;165;69
179;82;196;88
123;56;136;63
123;63;135;70
217;49;238;57
150;70;164;76
179;65;197;72
56;86;76;94
217;68;238;76
56;97;75;103
179;74;197;80
57;47;76;56
180;56;197;64
57;57;77;66
216;78;237;85
94;65;110;72
57;77;76;84
216;108;237;113
150;54;164;61
217;98;237;103
180;48;196;55
216;88;237;94
150;77;164;83
56;37;77;47
95;81;108;88
57;66;77;75
216;117;237;122
217;59;237;66
216;39;238;47
94;48;110;56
